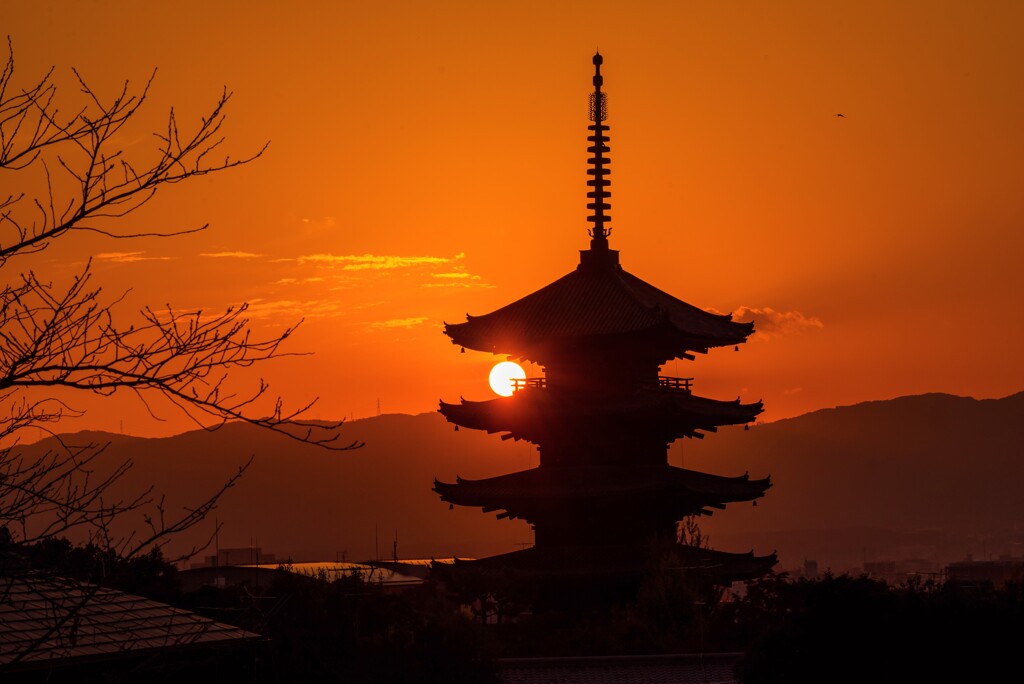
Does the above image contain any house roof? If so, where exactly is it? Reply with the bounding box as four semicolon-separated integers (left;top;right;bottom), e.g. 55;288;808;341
0;574;259;671
443;248;753;361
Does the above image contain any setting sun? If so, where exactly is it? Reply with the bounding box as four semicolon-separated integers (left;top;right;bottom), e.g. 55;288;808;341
488;361;526;397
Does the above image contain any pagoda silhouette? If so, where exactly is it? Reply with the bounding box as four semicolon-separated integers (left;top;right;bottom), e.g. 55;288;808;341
435;54;775;599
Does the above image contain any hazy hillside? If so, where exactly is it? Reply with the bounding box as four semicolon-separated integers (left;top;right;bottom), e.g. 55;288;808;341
684;392;1024;570
17;392;1024;571
18;413;537;563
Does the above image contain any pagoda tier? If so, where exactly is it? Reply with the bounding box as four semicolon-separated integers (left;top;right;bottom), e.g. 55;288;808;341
439;386;762;446
443;248;752;365
439;544;777;585
433;465;770;524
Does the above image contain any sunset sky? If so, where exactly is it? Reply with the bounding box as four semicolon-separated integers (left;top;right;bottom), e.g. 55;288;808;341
6;1;1022;436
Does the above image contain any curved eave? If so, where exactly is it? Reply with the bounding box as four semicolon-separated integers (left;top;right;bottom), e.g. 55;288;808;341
433;466;771;522
444;320;751;363
439;544;776;583
680;547;777;582
438;391;763;441
442;264;753;358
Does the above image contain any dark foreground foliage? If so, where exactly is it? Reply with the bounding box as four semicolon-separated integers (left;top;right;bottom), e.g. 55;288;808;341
179;570;498;684
11;537;181;602
728;573;1024;683
9;539;1024;683
451;566;1024;682
2;540;496;683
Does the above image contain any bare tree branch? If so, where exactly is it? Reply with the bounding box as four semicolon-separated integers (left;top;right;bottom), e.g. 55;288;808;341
0;36;361;588
0;37;268;265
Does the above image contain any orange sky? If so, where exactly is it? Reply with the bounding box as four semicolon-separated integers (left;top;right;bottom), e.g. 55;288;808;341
6;1;1023;436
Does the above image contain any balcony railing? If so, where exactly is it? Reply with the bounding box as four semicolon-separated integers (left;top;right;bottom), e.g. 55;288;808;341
657;376;693;393
509;376;693;393
511;377;546;392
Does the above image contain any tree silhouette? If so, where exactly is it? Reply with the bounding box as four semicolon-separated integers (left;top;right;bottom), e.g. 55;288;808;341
0;38;359;561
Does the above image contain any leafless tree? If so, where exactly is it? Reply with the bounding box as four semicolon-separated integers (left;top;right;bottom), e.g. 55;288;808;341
0;38;359;563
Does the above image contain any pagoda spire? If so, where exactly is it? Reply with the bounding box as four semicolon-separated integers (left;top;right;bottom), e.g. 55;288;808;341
587;52;612;249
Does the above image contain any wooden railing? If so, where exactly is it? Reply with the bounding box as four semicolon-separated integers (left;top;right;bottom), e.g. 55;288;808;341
509;376;693;393
657;376;693;393
510;377;546;392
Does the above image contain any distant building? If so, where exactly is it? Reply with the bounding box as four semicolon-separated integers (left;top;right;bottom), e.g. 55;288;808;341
804;559;820;580
179;558;462;593
855;558;943;585
947;556;1024;587
189;546;276;569
863;561;899;584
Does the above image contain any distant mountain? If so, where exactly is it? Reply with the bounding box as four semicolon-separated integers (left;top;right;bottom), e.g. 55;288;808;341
682;392;1024;570
16;392;1024;571
18;413;537;564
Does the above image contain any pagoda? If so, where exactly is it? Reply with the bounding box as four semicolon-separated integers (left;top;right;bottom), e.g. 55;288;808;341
434;54;775;597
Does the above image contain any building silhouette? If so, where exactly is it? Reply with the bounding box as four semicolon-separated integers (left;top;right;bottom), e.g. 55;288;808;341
435;54;775;600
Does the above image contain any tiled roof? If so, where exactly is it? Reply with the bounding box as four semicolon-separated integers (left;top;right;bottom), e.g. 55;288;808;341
0;575;259;670
440;388;762;442
434;465;769;522
442;544;776;583
444;250;752;360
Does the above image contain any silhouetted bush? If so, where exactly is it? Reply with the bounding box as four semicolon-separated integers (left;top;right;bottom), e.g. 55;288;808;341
729;574;1024;683
181;569;498;683
15;537;180;602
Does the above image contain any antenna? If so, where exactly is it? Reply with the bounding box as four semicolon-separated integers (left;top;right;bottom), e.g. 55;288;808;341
586;51;612;247
588;88;607;123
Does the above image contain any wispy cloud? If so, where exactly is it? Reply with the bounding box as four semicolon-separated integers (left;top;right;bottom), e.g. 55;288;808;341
734;306;824;339
200;251;263;258
296;252;465;271
94;252;172;263
367;316;429;330
241;298;349;319
422;281;495;289
423;270;492;289
300;216;337;234
273;276;325;285
432;272;480;280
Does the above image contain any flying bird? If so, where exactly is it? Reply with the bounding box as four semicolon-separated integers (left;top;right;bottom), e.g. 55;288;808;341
835;113;846;118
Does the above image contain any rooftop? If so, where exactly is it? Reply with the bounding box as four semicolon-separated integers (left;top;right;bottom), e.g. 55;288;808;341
444;259;753;363
0;574;258;671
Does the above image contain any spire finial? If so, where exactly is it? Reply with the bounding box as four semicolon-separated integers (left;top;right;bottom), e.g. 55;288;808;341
587;52;611;248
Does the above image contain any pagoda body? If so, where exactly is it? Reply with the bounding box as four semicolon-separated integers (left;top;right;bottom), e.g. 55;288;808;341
435;54;775;594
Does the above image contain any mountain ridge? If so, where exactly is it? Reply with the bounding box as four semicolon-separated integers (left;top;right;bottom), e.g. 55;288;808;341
13;391;1023;571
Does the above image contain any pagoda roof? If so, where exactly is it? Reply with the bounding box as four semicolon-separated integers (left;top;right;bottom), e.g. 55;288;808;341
433;465;770;522
444;248;753;360
437;543;776;583
439;386;762;442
